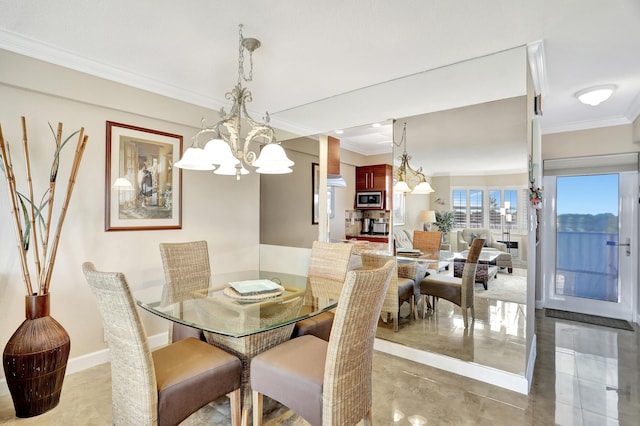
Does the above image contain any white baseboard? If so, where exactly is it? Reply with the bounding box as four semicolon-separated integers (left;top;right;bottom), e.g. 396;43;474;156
524;335;537;394
0;332;168;397
374;337;530;394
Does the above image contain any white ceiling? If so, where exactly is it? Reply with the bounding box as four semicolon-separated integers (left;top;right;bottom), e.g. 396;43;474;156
1;1;639;174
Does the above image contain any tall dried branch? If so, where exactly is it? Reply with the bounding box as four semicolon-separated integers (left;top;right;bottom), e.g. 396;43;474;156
42;129;88;294
39;122;64;286
21;116;42;281
0;124;33;295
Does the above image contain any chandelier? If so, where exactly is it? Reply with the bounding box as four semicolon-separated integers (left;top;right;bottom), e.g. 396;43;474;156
393;121;434;194
174;25;294;180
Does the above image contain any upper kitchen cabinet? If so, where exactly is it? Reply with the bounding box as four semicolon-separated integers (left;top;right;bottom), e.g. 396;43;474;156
355;164;392;192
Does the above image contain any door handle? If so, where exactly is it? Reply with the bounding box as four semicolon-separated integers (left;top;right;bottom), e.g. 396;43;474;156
607;237;631;256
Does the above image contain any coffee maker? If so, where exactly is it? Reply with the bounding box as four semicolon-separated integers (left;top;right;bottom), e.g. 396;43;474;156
362;218;372;234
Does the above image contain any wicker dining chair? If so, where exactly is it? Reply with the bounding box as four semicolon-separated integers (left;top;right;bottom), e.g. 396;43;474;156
251;259;395;426
413;230;443;269
159;240;210;343
360;252;415;331
82;262;242;426
420;238;484;328
292;241;353;341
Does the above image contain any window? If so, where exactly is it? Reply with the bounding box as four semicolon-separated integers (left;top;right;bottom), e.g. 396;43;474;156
452;190;467;228
489;190;502;230
452;186;527;231
469;190;484;228
452;189;484;228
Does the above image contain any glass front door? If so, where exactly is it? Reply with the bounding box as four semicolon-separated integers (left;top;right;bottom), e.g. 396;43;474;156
556;174;619;302
544;172;636;320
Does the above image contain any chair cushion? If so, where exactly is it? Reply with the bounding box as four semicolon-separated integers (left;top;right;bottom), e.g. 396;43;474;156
420;274;462;305
152;337;241;426
397;278;414;306
291;311;334;341
251;335;327;426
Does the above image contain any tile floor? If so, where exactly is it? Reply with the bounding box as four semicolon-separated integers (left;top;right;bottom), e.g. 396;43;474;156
376;267;527;374
1;309;637;425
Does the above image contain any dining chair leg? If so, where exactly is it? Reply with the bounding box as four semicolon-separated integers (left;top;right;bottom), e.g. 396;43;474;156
393;313;398;332
462;309;468;328
252;390;263;426
229;389;241;426
410;297;415;320
363;410;373;425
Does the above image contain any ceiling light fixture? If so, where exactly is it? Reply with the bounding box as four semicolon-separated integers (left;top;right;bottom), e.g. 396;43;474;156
393;121;434;195
174;24;294;180
575;85;616;106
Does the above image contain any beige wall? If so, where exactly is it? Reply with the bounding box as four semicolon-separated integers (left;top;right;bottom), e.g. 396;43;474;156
633;115;640;144
260;140;318;248
0;50;260;374
542;124;635;160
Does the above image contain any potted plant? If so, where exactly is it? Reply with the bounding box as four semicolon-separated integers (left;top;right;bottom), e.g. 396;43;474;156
434;210;455;243
0;117;88;418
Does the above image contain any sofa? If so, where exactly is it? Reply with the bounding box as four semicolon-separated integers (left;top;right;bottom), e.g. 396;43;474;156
456;228;513;271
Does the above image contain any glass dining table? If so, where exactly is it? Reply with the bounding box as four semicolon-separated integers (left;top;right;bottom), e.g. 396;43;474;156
134;269;337;424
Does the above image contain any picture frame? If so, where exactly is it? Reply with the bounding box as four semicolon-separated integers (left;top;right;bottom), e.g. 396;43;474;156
393;191;405;226
105;121;182;231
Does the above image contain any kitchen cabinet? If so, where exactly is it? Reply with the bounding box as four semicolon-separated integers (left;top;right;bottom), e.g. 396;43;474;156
356;164;391;192
355;164;392;209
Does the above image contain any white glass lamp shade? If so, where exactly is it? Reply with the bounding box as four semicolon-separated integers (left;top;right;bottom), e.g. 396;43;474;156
214;163;249;176
112;177;134;190
412;181;434;194
204;138;239;165
174;147;215;170
394;180;412;193
252;144;295;173
576;85;616;106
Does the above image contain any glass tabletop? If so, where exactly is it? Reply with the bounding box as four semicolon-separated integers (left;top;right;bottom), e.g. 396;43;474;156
135;270;337;338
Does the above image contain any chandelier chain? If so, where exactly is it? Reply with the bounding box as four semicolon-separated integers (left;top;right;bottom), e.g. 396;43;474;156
238;25;254;83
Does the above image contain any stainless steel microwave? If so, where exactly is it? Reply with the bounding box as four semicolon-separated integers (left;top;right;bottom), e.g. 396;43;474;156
355;191;384;209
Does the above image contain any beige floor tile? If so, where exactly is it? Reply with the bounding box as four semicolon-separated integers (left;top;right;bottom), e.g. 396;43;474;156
1;310;639;425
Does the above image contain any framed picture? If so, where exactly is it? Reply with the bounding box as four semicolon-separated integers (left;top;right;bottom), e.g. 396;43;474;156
312;162;335;224
105;121;182;231
393;191;405;226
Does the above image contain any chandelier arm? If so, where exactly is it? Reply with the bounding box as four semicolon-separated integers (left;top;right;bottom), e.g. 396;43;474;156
181;24;293;179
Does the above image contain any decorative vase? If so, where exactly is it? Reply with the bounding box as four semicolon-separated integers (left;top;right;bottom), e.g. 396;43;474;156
2;293;71;418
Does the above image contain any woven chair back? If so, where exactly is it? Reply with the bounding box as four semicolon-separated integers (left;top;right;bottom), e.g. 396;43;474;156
306;241;353;301
82;262;158;425
360;252;399;314
322;259;394;424
159;240;211;305
461;238;484;307
412;230;442;259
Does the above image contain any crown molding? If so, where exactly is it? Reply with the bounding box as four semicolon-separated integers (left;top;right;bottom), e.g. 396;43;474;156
0;29;226;112
626;91;640;123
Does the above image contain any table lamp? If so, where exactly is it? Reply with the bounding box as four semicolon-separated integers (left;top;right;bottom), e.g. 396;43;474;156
419;210;436;231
